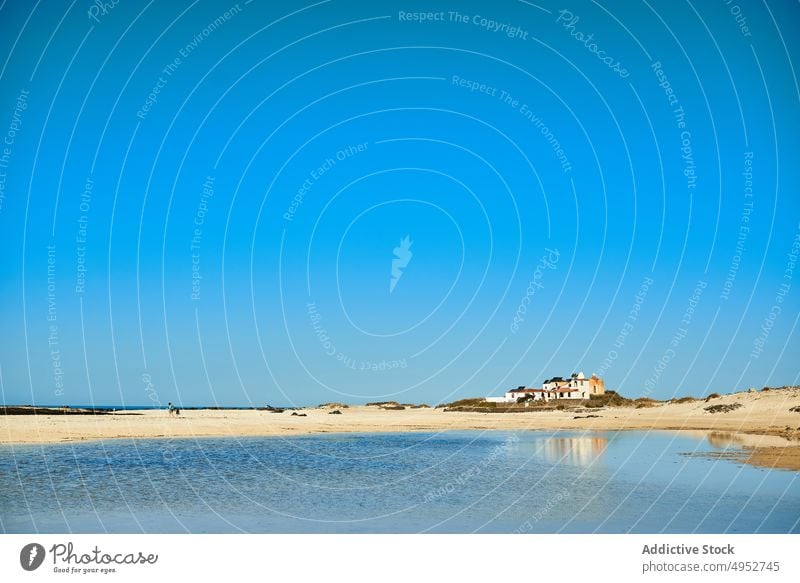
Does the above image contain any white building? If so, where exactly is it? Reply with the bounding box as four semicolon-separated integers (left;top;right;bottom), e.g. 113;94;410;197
487;373;606;403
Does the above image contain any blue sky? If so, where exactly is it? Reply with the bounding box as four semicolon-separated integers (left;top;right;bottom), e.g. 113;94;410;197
0;0;798;407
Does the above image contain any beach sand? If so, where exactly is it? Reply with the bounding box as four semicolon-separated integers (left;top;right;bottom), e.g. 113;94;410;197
2;388;799;469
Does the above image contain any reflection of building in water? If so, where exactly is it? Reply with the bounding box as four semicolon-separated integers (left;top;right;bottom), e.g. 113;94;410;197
538;436;607;467
706;431;744;449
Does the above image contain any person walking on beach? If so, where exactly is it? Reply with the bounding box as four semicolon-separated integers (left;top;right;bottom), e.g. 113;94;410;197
167;402;174;416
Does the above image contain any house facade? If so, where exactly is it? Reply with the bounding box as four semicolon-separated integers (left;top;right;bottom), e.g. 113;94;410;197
543;372;605;399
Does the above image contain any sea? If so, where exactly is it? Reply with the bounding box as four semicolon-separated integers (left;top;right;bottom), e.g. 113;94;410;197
1;430;797;533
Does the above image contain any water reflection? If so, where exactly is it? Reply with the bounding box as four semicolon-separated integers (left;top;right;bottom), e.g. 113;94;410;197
707;431;746;449
679;430;790;450
2;432;797;533
537;435;607;467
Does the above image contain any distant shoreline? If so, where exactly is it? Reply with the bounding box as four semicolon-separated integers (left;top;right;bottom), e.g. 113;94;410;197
0;405;301;415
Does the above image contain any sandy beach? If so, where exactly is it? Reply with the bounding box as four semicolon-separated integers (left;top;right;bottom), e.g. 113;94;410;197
2;388;799;469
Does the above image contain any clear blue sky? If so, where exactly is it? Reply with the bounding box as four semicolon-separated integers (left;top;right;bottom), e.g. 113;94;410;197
0;0;798;407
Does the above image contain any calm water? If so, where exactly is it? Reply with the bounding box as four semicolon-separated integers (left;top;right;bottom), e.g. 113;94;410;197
0;431;797;533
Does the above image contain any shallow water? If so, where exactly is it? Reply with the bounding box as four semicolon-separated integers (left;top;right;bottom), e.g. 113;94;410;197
0;430;797;533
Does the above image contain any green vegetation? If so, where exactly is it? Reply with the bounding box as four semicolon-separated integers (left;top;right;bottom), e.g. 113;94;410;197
435;386;797;414
670;396;697;404
438;390;678;413
704;403;743;414
584;391;633;408
517;394;549;407
443;398;495;408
